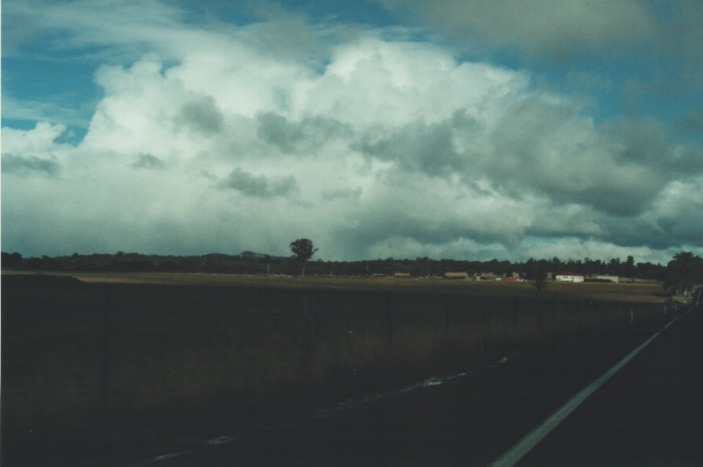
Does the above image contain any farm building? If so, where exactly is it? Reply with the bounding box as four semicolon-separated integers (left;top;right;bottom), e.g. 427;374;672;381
556;273;585;283
393;272;412;279
593;275;619;283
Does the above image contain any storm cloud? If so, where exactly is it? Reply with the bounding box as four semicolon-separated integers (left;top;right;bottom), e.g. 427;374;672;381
378;0;658;58
2;0;702;263
2;155;60;176
220;168;299;199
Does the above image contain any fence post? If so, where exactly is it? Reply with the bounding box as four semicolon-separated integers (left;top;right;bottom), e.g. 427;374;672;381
100;284;112;412
98;283;113;464
302;296;315;380
444;303;450;341
386;293;393;346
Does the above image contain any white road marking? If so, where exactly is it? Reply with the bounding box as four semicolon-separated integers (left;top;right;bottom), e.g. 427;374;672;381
491;315;679;467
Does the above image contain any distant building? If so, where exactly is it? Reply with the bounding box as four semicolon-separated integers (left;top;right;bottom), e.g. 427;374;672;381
593;275;619;283
556;273;585;283
502;272;521;282
393;272;412;279
476;272;498;281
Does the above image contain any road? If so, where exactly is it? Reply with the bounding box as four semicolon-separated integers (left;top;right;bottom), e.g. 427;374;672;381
513;289;703;466
138;290;702;466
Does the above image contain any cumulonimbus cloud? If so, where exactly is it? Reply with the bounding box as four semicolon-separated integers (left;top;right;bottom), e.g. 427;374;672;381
2;2;701;264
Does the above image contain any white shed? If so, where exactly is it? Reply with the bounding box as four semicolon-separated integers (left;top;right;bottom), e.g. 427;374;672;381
556;273;584;283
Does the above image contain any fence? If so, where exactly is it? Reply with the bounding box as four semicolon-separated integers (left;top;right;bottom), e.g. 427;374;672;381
3;278;675;431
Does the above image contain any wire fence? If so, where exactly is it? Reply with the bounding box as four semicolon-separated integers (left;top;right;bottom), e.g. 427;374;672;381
3;278;678;431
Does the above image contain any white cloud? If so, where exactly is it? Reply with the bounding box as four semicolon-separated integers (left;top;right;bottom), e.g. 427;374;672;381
2;122;69;156
3;0;190;59
517;238;681;266
2;3;701;263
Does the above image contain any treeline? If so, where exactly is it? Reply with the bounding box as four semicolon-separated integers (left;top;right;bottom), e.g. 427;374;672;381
0;251;670;281
663;251;703;295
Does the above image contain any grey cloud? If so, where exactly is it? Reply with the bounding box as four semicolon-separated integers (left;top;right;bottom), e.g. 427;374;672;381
649;181;703;246
175;97;224;134
132;153;166;170
677;111;703;133
257;112;350;154
257;113;305;153
524;205;603;240
323;187;362;201
606;119;703;175
521;176;703;251
377;0;703;112
670;145;703;174
656;213;703;246
377;0;658;59
596;215;672;250
219;168;299;198
2;155;60;176
349;96;680;221
332;192;527;260
4;0;186;62
352;113;471;177
483;98;667;216
607;118;670;165
350;96;673;218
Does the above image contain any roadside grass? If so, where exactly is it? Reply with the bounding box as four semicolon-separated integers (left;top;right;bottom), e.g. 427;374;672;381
2;272;672;437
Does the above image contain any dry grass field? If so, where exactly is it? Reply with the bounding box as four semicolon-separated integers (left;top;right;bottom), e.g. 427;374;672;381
2;270;676;463
4;269;668;301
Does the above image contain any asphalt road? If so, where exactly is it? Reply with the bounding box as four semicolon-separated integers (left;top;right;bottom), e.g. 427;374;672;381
140;291;702;467
514;289;703;466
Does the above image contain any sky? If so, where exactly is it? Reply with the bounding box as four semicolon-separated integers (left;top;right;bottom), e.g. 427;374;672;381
2;0;703;263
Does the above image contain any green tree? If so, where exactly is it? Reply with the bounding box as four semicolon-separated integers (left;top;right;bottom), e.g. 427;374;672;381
664;251;703;296
289;238;317;276
533;266;548;291
625;255;635;278
526;258;548;291
1;252;23;268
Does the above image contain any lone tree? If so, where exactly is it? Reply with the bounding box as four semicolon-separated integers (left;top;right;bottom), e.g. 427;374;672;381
289;238;317;276
527;258;548;291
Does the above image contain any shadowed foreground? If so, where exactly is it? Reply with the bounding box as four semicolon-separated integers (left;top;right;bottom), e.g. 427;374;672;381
1;273;675;466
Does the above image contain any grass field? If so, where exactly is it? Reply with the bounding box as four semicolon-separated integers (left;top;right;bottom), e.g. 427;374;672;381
2;271;676;452
5;269;668;301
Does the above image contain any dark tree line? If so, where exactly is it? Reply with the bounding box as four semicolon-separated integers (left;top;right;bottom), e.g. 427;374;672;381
1;250;685;283
663;252;703;295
